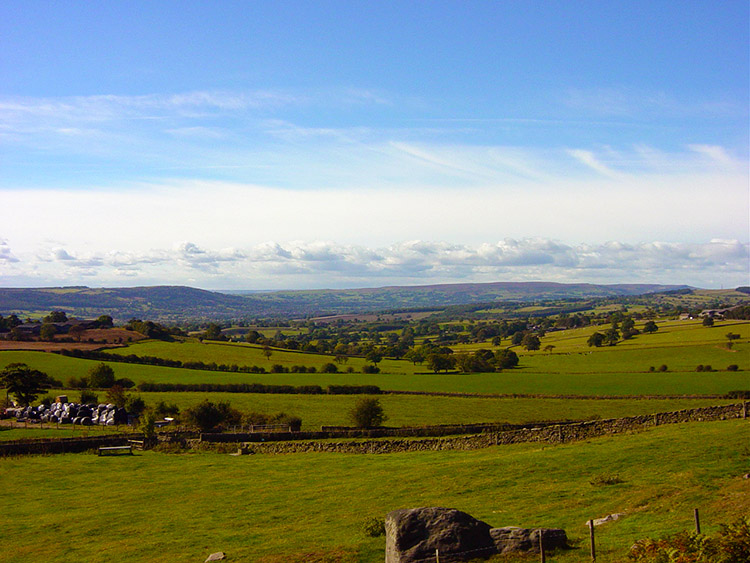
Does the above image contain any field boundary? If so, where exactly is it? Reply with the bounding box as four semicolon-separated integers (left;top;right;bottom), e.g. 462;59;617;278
0;433;145;456
230;402;748;455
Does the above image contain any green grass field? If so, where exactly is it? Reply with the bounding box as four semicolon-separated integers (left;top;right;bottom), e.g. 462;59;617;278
1;348;748;397
1;395;737;436
1;419;747;562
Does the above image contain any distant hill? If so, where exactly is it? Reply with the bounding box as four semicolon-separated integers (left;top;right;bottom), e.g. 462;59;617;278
0;282;691;322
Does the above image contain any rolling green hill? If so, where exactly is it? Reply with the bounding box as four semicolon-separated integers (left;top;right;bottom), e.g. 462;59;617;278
0;281;694;321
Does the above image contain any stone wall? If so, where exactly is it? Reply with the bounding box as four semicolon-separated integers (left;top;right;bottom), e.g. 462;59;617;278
0;434;142;456
233;402;748;456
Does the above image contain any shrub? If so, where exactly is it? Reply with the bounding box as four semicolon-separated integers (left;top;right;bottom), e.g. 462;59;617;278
590;474;624;486
697;365;704;372
79;390;98;404
154;401;180;418
68;375;89;389
349;397;387;428
321;362;339;373
139;410;156;441
628;516;750;562
362;517;385;537
648;366;655;372
658;364;668;372
362;365;380;374
703;365;713;372
184;400;240;432
125;395;146;417
727;364;739;372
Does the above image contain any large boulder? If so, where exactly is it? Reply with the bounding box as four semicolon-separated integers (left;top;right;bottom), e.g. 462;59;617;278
385;507;496;563
490;526;568;554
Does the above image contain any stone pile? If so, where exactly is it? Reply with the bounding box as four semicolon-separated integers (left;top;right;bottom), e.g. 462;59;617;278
9;402;129;426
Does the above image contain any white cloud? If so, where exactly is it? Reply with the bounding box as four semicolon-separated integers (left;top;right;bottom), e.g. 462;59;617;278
567;149;624;179
0;240;19;263
1;238;747;290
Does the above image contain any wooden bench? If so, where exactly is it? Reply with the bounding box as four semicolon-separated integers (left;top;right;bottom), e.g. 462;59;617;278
98;445;132;456
128;440;145;451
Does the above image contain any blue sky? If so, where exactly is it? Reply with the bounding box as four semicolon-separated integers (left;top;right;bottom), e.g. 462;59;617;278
1;1;748;289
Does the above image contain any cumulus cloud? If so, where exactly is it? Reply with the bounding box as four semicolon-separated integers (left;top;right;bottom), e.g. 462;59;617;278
3;238;745;289
0;239;19;263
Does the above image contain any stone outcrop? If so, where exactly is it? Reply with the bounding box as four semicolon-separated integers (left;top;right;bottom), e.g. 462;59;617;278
490;526;568;554
385;507;568;562
385;507;496;563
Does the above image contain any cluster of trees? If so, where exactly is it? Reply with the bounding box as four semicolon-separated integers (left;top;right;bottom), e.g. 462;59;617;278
124;318;185;340
182;399;301;432
587;319;659;347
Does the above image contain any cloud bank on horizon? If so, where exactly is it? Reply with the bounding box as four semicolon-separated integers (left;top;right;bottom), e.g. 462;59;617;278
1;2;747;290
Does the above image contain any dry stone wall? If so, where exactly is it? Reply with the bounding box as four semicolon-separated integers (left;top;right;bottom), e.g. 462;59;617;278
234;402;748;456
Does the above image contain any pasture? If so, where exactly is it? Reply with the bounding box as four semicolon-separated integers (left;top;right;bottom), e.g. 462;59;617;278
1;347;748;397
0;395;737;436
1;418;747;562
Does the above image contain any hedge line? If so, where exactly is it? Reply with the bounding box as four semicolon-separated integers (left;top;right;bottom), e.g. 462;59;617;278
137;382;381;395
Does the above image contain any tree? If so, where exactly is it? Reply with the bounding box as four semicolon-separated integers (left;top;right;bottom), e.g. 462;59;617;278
203;323;224;341
365;349;383;366
39;323;57;342
643;321;658;333
262;345;273;360
1;363;54;406
88;363;116;388
494;348;519;369
349;397;387;428
521;333;541;351
68;324;85;342
426;353;456;373
96;315;114;328
702;316;715;327
725;332;740;349
106;385;128;408
603;328;620;346
404;349;425;365
587;332;605;347
44;311;67;323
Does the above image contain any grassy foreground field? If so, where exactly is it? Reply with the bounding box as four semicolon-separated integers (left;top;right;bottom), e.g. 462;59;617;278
1;419;748;562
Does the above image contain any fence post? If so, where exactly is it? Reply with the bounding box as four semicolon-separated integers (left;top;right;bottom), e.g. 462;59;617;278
743;401;747;420
588;519;596;561
539;529;546;563
694;508;701;534
435;548;440;563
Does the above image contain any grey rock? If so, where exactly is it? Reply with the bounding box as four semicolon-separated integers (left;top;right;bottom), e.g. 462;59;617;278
385;507;496;563
204;552;225;562
590;513;625;526
490;526;568;554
